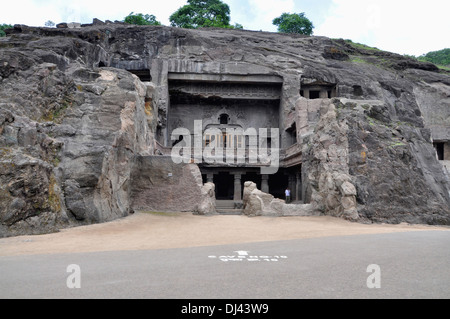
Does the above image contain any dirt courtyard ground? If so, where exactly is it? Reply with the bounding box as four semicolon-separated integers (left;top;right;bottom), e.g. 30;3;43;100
1;212;449;257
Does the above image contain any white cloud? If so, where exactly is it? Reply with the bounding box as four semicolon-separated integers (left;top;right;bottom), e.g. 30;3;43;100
1;0;62;26
241;0;295;31
0;0;295;31
58;0;188;25
1;0;187;26
1;0;448;55
315;0;450;55
314;1;373;39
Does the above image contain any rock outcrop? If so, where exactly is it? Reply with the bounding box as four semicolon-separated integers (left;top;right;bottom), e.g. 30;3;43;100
0;21;449;236
243;181;316;217
130;156;216;215
301;99;359;221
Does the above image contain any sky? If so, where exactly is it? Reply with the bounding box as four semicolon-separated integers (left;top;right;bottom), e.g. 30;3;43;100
1;0;449;56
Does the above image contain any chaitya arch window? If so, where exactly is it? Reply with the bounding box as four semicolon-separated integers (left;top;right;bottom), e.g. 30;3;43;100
219;114;230;125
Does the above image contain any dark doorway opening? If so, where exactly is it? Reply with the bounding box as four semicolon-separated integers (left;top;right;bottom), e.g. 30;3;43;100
214;172;234;200
127;69;152;82
269;172;289;200
353;85;363;96
219;114;230;125
434;142;444;160
309;90;320;99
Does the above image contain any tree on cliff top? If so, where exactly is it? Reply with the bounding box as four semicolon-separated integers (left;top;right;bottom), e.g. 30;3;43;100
124;12;161;26
418;48;450;67
273;12;314;35
170;0;239;29
0;24;13;37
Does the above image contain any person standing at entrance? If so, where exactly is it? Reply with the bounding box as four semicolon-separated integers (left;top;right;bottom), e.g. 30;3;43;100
285;187;291;203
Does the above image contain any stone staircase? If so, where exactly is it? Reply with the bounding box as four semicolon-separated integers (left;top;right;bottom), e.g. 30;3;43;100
215;200;243;215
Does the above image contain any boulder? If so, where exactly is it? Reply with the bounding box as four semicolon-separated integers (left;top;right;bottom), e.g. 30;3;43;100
197;182;216;215
243;182;320;217
56;23;68;29
130;156;216;215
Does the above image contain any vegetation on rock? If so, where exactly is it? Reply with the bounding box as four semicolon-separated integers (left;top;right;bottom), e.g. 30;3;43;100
124;12;161;26
272;12;314;35
417;48;450;69
0;24;13;37
169;0;242;29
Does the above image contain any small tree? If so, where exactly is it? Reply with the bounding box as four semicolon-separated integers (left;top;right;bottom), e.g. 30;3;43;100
170;0;232;29
45;20;55;27
124;12;161;26
233;23;244;30
273;12;314;35
0;24;13;37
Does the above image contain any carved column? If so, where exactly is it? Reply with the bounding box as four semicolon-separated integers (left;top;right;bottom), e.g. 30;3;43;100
320;90;328;99
296;172;302;201
289;175;296;202
233;173;242;201
207;173;214;184
303;89;310;99
261;174;269;193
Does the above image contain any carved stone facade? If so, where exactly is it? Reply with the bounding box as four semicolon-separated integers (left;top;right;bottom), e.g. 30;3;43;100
1;22;449;238
148;68;307;207
170;81;282;100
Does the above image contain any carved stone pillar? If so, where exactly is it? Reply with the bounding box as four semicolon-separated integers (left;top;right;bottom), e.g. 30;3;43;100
207;173;214;184
261;174;269;193
303;89;310;99
234;173;242;201
289;175;296;202
296;172;302;201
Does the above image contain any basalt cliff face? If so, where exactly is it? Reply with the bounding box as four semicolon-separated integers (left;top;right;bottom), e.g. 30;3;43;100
0;22;449;237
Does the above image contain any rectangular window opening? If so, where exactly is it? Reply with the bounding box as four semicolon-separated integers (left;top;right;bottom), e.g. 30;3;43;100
434;142;444;160
309;90;320;99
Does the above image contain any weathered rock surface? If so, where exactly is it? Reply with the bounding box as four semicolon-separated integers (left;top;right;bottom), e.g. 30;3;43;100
243;181;317;217
0;30;158;236
130;156;216;215
301;100;359;221
0;21;449;236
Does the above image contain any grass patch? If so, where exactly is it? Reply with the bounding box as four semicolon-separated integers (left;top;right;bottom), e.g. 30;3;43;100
344;39;380;52
350;56;367;64
48;175;61;212
0;147;12;158
367;117;376;126
53;156;60;167
437;65;450;71
389;142;407;148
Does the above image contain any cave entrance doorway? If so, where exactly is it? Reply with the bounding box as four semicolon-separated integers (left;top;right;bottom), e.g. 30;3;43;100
214;172;234;200
434;142;445;160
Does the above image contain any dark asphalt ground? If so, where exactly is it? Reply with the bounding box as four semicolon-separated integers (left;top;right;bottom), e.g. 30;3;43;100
1;231;449;300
